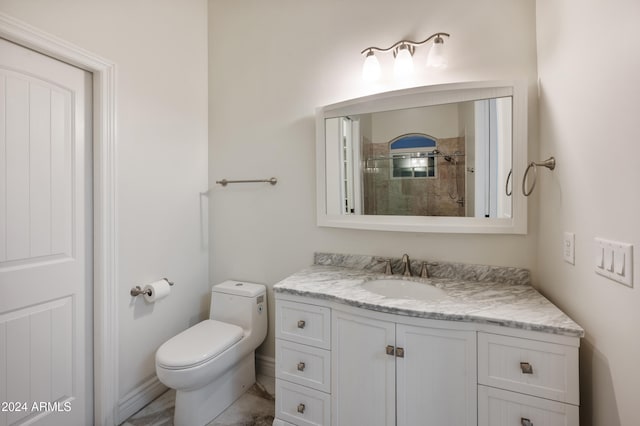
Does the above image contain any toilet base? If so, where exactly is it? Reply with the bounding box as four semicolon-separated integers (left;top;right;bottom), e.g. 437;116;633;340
173;351;256;426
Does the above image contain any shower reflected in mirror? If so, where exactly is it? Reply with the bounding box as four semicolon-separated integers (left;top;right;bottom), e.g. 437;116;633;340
325;97;512;218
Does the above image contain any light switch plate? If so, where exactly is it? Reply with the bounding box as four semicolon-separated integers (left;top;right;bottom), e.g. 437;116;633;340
595;238;633;287
563;232;575;265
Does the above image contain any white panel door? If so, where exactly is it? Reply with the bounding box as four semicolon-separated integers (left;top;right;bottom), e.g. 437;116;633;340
0;38;92;426
396;324;477;426
332;310;395;426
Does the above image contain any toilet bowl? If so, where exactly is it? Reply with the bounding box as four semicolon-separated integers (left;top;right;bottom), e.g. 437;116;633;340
155;280;268;426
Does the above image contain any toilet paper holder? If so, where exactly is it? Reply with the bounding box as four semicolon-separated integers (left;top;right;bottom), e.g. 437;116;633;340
130;278;174;297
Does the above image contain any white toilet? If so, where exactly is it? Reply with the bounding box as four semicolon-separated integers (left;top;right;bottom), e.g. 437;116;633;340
155;280;268;426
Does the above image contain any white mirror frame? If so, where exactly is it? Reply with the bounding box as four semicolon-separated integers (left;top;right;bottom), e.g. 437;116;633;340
316;81;528;234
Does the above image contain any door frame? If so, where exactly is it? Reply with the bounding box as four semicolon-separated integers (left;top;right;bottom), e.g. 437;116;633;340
0;13;118;426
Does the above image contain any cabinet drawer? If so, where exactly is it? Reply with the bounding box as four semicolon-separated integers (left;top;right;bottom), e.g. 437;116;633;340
276;339;331;392
276;300;331;349
276;379;331;426
478;385;579;426
478;333;579;404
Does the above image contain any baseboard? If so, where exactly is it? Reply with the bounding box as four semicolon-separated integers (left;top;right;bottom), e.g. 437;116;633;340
117;375;168;424
256;354;275;378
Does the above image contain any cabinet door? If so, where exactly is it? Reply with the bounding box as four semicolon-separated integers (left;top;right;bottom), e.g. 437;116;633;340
332;311;395;426
396;324;477;426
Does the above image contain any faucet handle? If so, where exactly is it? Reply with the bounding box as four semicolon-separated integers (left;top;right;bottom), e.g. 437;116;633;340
377;257;393;274
420;262;429;278
402;254;412;277
384;259;392;275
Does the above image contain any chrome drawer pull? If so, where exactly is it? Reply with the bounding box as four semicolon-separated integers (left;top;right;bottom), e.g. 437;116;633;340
396;347;405;358
297;403;306;414
297;362;306;372
386;345;395;356
521;417;533;426
297;320;306;329
520;362;534;374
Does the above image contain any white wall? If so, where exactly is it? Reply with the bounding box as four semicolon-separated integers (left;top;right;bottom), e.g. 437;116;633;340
208;0;538;360
536;1;640;424
0;0;210;418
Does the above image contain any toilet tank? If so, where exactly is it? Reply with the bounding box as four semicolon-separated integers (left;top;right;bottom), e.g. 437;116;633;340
210;280;267;337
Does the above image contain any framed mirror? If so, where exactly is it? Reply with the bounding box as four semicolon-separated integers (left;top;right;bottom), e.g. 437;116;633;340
316;81;528;234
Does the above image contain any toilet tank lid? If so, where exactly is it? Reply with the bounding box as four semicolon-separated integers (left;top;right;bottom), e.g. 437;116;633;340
213;280;265;297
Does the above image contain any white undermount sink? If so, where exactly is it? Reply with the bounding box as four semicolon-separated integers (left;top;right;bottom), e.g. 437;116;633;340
361;279;447;301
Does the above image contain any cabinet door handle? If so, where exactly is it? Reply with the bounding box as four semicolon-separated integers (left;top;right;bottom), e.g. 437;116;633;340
520;362;533;374
297;362;306;372
396;347;405;358
297;320;306;329
386;345;395;356
297;403;306;414
521;418;533;426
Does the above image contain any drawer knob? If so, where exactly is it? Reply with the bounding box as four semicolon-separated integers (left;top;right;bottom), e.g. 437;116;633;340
297;362;306;371
386;345;395;356
521;418;533;426
520;362;534;374
396;347;405;358
297;403;306;414
297;320;306;329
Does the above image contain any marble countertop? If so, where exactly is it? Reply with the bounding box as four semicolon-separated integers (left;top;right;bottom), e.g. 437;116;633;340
274;264;584;338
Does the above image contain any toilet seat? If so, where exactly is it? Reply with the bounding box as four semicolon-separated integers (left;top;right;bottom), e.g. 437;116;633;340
156;319;243;370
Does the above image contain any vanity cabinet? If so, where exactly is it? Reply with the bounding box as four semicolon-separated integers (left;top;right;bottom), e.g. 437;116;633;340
274;294;580;426
332;310;477;426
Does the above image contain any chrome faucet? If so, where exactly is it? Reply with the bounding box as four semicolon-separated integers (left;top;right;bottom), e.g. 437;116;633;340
401;254;412;277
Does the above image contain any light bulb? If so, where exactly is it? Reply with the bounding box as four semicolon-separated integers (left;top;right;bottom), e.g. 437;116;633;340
393;45;414;79
362;51;381;82
426;36;447;69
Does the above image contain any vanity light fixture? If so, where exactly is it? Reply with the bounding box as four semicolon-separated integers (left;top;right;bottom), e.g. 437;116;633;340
361;32;450;81
362;50;381;82
426;34;447;69
393;43;414;79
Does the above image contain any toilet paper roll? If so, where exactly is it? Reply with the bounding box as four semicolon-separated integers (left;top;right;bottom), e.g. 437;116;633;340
143;279;171;302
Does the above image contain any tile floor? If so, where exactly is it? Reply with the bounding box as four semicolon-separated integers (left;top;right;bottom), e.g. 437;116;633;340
122;375;275;426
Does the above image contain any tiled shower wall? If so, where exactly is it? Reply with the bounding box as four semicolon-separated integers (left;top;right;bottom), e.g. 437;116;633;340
363;137;466;216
